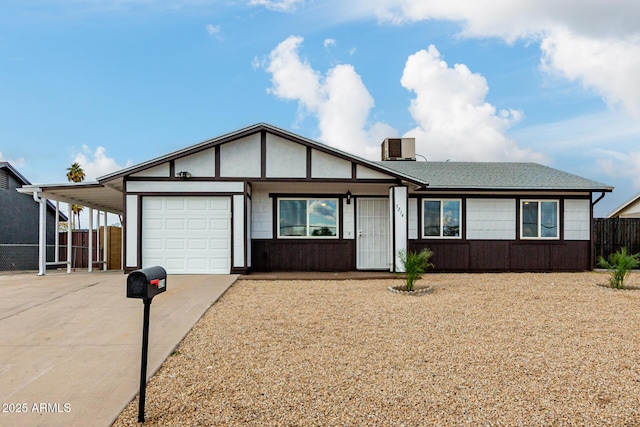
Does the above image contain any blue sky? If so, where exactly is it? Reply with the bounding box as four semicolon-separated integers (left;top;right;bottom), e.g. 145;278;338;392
2;0;640;218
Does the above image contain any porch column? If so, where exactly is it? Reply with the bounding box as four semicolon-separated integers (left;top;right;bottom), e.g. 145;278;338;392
67;203;72;273
88;208;93;273
54;201;60;263
390;186;408;272
34;191;47;276
103;212;108;271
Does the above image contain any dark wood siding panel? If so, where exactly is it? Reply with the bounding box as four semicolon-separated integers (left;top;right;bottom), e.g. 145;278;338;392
408;241;470;271
408;240;590;272
509;244;550;271
252;239;355;271
550;241;590;271
469;241;510;270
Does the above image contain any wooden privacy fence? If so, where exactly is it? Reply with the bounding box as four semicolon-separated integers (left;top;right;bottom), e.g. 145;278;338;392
57;226;122;270
593;218;640;263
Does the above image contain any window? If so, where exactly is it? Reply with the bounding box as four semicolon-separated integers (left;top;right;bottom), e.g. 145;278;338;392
278;198;338;238
521;200;558;239
422;199;461;238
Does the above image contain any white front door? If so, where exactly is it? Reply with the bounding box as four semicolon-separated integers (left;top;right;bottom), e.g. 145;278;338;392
356;198;390;270
142;196;231;274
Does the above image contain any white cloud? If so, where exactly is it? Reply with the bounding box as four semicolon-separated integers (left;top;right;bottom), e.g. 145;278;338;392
248;0;305;12
323;38;336;49
72;145;130;181
595;150;640;189
265;36;396;159
0;152;26;167
362;0;640;119
400;45;546;162
205;23;220;35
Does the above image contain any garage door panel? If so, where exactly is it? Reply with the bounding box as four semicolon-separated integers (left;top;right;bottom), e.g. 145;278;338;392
166;239;185;250
188;239;207;250
145;238;163;250
142;196;231;274
188;218;207;230
166;218;186;231
166;198;186;210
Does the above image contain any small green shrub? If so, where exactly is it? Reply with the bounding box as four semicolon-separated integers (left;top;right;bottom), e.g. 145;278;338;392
399;249;434;291
598;247;640;289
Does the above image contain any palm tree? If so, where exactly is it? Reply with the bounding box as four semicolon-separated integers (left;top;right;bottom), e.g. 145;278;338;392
66;162;86;229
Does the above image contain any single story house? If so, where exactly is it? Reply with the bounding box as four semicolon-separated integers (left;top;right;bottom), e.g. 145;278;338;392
607;193;640;218
19;123;613;274
1;162;67;271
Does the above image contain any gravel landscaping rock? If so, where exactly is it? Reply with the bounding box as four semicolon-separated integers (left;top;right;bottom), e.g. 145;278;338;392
113;272;640;426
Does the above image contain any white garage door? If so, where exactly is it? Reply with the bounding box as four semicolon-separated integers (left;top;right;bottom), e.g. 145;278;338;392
142;196;231;274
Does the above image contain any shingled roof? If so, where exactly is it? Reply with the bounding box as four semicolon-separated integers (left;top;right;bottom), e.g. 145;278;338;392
377;161;613;191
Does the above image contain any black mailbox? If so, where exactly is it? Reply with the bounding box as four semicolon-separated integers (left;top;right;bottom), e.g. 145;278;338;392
127;266;167;300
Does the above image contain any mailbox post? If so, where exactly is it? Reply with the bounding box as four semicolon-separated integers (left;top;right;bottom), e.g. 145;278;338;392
127;266;167;423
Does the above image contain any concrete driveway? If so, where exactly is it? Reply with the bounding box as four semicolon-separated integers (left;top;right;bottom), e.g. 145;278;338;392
0;271;237;427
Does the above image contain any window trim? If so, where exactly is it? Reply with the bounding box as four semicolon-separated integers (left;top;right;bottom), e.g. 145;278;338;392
520;199;559;240
421;198;462;239
277;197;340;239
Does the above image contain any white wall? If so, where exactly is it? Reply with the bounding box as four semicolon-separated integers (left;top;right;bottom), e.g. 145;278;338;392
131;163;170;178
126;181;244;193
564;199;591;240
343;198;355;239
311;149;351;179
220;134;261;178
125;195;138;268
392;187;407;272
266;134;306;178
251;189;273;239
466;199;516;240
233;195;245;267
175;148;215;177
408;198;418;239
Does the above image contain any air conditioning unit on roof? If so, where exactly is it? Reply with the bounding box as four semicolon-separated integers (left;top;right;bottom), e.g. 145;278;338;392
381;138;416;161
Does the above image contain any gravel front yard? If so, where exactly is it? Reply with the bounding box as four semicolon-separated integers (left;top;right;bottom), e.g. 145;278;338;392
113;272;640;426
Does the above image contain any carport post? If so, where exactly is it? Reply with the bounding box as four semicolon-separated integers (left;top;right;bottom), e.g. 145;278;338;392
54;201;60;264
33;191;46;276
103;212;108;271
67;203;72;273
88;208;93;273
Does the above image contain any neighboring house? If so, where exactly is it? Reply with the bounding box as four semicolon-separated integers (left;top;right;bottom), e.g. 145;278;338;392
607;193;640;218
0;162;67;271
18;123;613;274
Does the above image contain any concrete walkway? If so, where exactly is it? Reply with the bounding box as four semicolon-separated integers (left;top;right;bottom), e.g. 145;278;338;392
0;271;237;427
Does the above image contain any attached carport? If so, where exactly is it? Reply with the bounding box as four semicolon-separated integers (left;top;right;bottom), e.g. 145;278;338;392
17;182;124;275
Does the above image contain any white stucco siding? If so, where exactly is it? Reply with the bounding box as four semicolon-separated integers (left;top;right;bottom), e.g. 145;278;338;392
311;150;351;179
343;198;355;239
392;187;408;272
564;199;591;240
220;134;261;177
233;195;245;267
125;195;138;268
266;134;306;178
466;199;516;240
408;198;418;239
175;148;215;177
131;163;170;178
126;181;244;193
251;189;273;239
356;165;394;180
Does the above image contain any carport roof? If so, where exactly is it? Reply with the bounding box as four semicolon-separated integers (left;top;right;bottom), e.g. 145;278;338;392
17;182;124;214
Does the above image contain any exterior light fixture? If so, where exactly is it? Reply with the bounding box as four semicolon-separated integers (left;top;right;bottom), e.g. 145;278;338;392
176;171;192;179
346;190;352;204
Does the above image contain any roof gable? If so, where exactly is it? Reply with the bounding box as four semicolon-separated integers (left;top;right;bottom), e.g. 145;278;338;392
99;123;421;186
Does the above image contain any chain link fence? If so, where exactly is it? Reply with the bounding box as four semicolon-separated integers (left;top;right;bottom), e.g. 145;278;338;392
0;244;86;271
